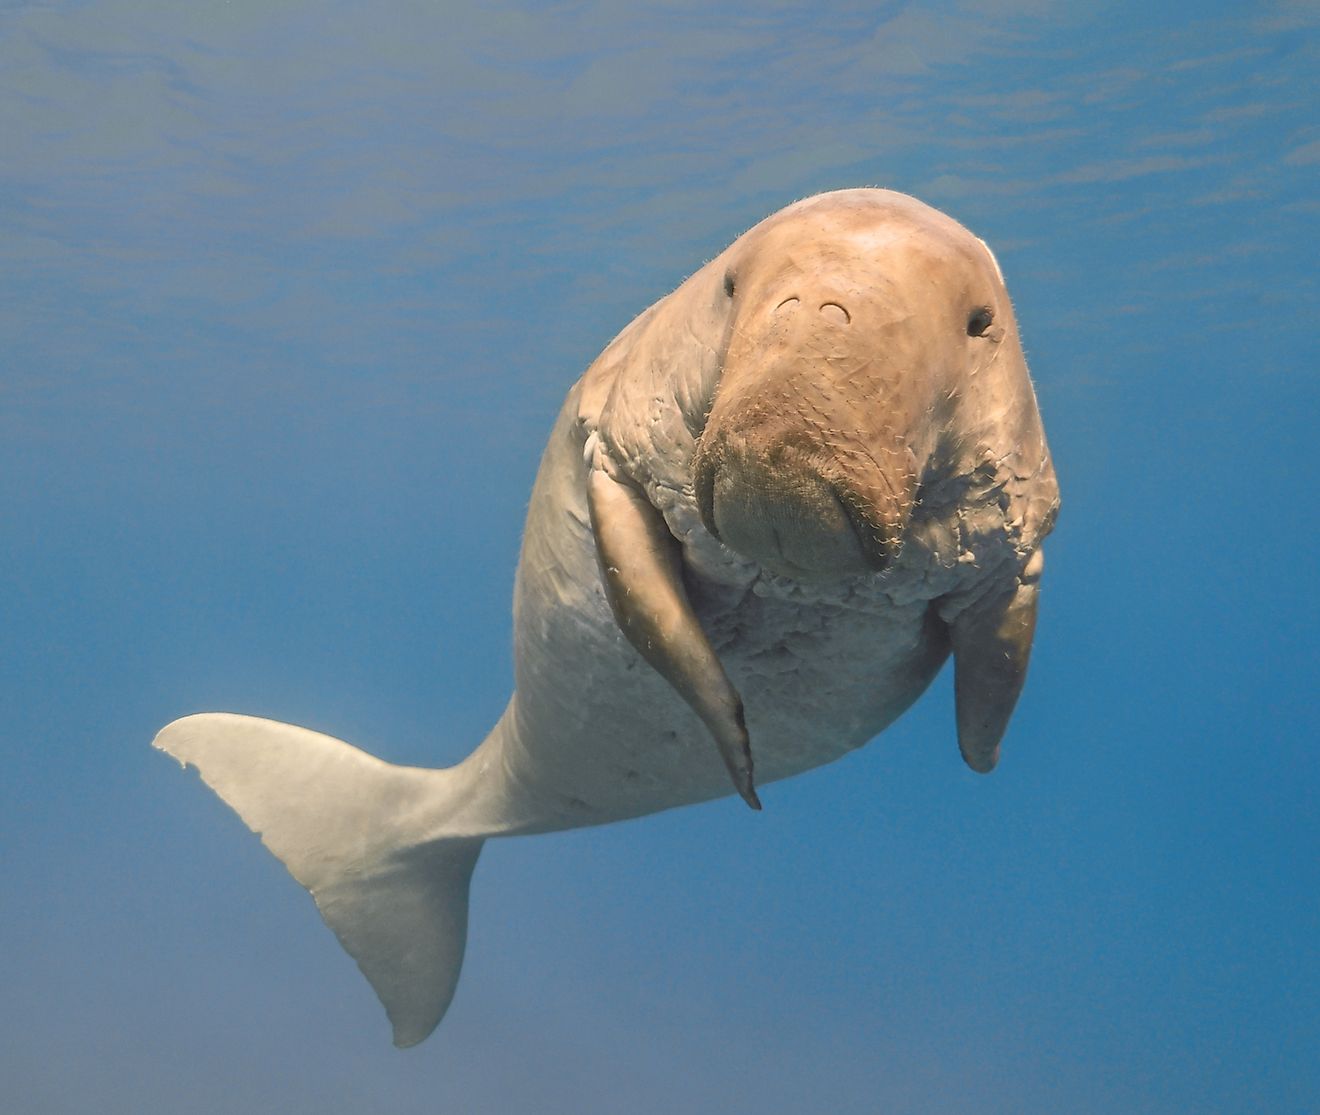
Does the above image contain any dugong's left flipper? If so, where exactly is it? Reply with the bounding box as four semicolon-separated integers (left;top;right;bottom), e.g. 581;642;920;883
948;550;1045;773
586;461;761;810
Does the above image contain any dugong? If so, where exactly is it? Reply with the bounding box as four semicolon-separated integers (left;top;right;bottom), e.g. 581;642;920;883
155;188;1060;1048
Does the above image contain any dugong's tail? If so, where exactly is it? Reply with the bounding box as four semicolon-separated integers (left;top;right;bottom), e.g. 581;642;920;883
154;712;484;1048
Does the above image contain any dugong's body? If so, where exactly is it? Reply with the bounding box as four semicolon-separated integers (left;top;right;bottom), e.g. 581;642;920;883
156;189;1059;1047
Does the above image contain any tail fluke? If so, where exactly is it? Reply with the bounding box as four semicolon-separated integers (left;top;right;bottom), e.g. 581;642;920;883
154;712;483;1047
313;836;481;1046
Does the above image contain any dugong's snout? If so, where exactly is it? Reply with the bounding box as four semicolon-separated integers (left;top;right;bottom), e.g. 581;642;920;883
689;253;936;579
692;419;914;578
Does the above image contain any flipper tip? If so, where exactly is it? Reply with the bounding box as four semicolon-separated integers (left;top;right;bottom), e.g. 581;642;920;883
738;779;762;811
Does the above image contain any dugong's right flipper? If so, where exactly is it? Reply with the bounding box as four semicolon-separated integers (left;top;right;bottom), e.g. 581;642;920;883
154;713;483;1047
586;460;760;810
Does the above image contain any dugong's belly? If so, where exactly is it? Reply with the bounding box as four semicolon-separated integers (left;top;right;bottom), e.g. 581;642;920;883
498;401;950;828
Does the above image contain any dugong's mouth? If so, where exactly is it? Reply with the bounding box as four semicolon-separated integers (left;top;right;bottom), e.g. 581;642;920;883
692;438;896;579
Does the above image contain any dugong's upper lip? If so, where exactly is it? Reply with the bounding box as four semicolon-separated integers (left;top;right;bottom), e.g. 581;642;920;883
692;439;895;576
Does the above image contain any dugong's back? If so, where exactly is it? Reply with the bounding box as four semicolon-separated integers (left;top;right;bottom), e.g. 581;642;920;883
154;188;1058;1048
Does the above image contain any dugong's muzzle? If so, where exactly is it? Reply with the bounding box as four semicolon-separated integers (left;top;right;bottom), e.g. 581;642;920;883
692;410;914;578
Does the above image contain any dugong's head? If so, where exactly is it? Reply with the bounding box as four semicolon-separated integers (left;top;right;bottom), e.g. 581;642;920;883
690;189;1052;581
583;189;1059;785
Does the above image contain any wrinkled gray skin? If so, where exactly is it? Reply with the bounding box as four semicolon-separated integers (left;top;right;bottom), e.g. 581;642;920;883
474;186;1059;827
154;188;1060;1046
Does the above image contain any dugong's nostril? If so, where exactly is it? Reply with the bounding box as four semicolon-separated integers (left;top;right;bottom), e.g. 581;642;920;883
819;302;850;325
774;297;799;314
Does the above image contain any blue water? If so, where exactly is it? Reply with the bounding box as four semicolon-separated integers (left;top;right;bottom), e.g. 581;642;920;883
3;3;1316;1111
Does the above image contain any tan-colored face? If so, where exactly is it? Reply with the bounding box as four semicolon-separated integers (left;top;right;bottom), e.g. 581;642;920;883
692;196;1009;579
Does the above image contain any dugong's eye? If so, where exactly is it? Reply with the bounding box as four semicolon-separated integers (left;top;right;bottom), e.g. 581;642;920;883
967;307;994;336
724;271;737;298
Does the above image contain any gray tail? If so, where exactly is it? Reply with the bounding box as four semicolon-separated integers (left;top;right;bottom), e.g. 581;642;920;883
154;712;483;1048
